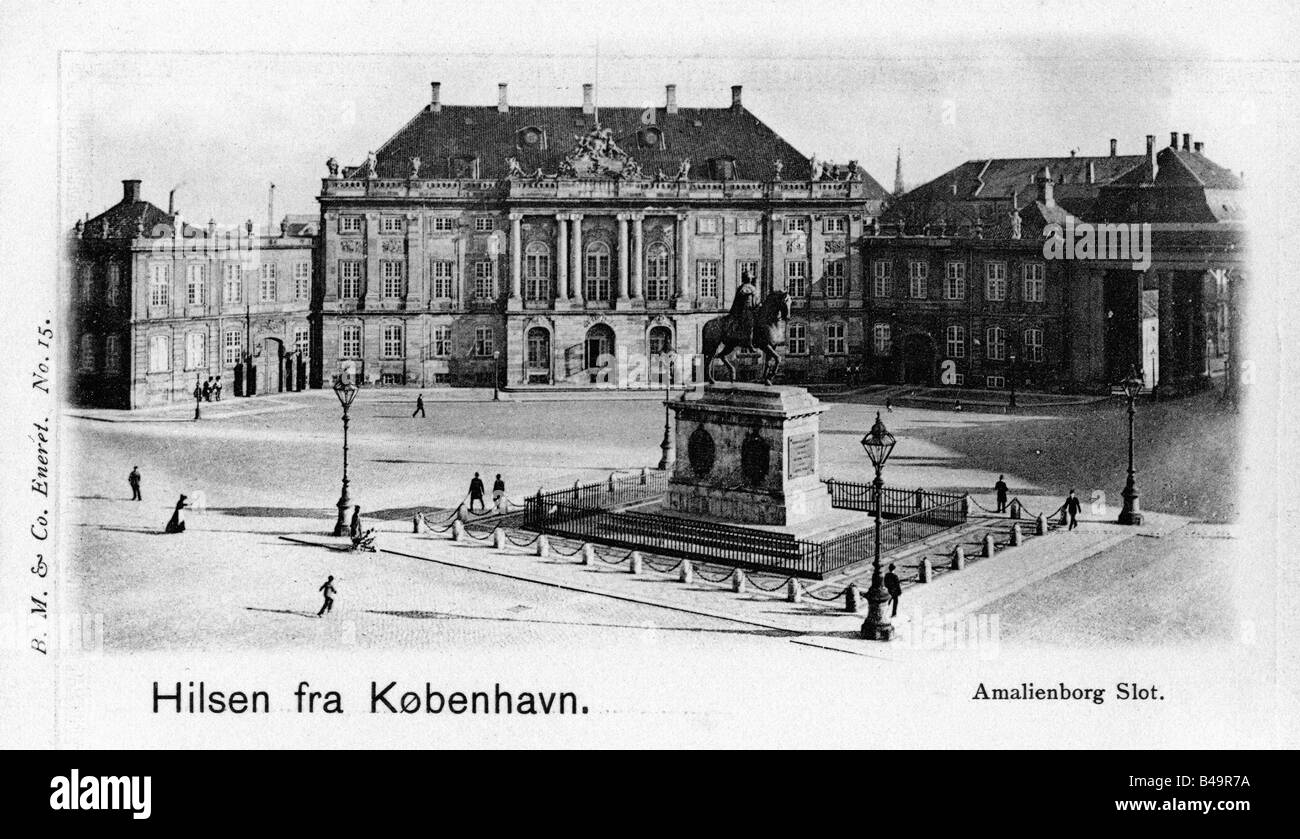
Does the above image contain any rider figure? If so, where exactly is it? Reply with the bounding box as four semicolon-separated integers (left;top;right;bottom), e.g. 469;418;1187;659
730;270;759;349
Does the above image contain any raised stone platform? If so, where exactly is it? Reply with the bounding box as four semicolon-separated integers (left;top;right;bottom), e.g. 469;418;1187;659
666;383;834;526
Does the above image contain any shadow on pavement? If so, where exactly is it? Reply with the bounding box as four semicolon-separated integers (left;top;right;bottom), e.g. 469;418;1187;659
366;609;793;637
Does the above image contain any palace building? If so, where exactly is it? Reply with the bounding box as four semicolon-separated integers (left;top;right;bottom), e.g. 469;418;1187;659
314;82;888;390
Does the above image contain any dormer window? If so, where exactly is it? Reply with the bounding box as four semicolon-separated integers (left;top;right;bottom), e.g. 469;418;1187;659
709;156;737;180
518;126;546;149
450;154;479;179
638;126;664;149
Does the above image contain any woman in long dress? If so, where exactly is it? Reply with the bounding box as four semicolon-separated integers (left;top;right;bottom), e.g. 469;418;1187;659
349;506;362;540
165;494;189;534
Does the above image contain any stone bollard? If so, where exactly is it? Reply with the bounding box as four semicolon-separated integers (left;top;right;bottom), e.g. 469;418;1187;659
451;520;465;542
413;514;423;534
787;578;802;603
679;560;694;584
640;466;648;485
961;495;971;517
919;557;932;583
1010;524;1023;547
732;569;747;593
629;551;643;575
608;473;617;492
845;583;861;612
1036;513;1048;536
983;533;996;557
493;527;506;550
536;534;550;558
1009;499;1021;520
581;544;595;566
952;545;966;570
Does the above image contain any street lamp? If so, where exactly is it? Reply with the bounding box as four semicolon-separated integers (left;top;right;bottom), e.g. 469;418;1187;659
193;373;202;421
658;352;676;470
1008;352;1018;411
492;349;501;401
332;373;359;537
1117;365;1143;526
859;411;897;641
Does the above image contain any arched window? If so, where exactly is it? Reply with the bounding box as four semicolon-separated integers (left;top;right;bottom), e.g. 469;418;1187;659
648;325;673;356
646;243;670;301
585;242;611;301
524;242;551;301
584;324;615;375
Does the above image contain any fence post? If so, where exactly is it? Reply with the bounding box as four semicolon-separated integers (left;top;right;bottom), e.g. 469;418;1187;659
787;578;802;603
581;544;595;566
1010;524;1023;547
961;494;971;518
629;551;643;575
732;569;747;593
1036;513;1048;535
608;473;617;492
412;514;422;533
1010;499;1021;520
451;520;465;542
952;545;965;570
983;533;996;557
640;466;648;485
493;527;506;550
845;583;860;612
536;534;549;558
919;557;932;583
679;560;694;584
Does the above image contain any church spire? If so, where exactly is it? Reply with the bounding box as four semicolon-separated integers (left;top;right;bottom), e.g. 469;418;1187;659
893;146;905;196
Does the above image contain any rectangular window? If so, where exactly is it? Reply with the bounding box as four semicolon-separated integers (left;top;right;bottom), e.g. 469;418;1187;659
909;261;928;299
223;330;243;366
474;327;494;357
826;322;847;355
945;261;966;300
186;264;206;306
986;326;1006;360
823;259;846;297
149;264;170;307
1024;328;1044;362
340;325;361;359
736;217;759;235
585;248;611;300
339;216;363;234
788;322;808;355
106;264;121;306
696;217;720;235
223;264;242;303
185;332;206;370
985;261;1007;301
736;260;760;286
697;260;719;298
873;260;893;298
148;335;170;372
474;260;495;299
525;250;551;300
79;334;96;371
339;261;362;299
873;323;892;356
430;260;454;299
294;262;310;299
78;264;94;302
431;217;455;233
646;249;670;301
259;264;277;301
382;324;404;359
474;216;495;232
822;216;847;234
432;326;452;357
381;217;404;234
294;327;310;356
381;261;405;298
946;325;966;359
105;335;121;372
786;260;808;297
1023;263;1045;303
784;217;809;234
986;375;1006;389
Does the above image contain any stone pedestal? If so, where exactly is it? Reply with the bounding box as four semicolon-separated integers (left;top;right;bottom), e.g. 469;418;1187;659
666;383;832;526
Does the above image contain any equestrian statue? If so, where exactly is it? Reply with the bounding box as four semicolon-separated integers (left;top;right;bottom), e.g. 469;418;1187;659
700;271;792;386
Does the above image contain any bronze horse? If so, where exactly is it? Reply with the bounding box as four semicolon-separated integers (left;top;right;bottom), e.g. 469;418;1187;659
701;290;792;385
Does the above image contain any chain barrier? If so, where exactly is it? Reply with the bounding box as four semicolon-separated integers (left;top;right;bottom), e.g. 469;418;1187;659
548;540;585;557
803;585;849;602
744;574;794;593
416;512;456;534
693;566;736;583
595;548;632;565
643;558;683;573
505;531;540;548
462;526;495;543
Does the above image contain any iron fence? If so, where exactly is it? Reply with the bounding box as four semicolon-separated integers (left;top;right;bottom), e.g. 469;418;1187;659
824;479;964;518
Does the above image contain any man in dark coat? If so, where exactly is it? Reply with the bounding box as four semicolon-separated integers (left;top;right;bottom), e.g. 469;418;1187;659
317;576;336;617
468;473;486;512
492;474;506;509
349;506;363;540
412;393;425;418
884;563;902;617
1065;489;1082;530
995;475;1009;513
128;466;142;501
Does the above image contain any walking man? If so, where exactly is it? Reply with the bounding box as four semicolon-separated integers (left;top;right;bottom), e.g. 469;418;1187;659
128;465;142;501
885;397;893;413
468;472;486;513
884;563;902;618
492;474;506;510
995;474;1009;513
1065;489;1082;531
412;393;425;418
317;576;336;617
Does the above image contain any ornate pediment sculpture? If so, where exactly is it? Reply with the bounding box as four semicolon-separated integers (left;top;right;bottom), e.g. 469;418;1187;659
559;125;643;179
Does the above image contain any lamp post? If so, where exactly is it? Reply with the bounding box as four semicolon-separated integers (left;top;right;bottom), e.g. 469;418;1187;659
492;349;501;401
193;374;202;421
658;352;676;470
859;411;897;641
1008;352;1018;411
332;374;359;537
1117;365;1143;526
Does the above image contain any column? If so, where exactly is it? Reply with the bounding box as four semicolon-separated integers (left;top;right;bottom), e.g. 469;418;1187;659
555;214;569;302
631;215;644;300
616;214;630;307
570;213;584;305
508;213;522;305
675;213;690;308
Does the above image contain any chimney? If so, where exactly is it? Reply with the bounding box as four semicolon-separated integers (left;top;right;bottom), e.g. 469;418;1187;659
1194;141;1204;154
1146;134;1157;181
122;179;141;203
168;187;176;215
1037;166;1054;206
430;81;441;112
582;83;594;115
1170;131;1179;148
665;84;678;115
1109;138;1118;157
1182;132;1191;151
267;183;276;237
731;85;743;111
497;83;509;113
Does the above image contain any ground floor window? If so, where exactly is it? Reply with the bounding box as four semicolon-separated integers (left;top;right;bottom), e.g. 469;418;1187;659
105;335;121;372
1024;328;1044;362
873;323;892;356
788;322;807;354
946;325;966;359
527;327;551;375
340;325;361;358
432;326;452;357
474;327;495;357
986;375;1005;388
148;335;170;372
223;330;242;366
986;326;1006;361
825;322;847;355
185;331;206;370
294;327;310;356
382;324;404;359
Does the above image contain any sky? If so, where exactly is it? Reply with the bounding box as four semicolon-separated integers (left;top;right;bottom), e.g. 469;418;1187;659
55;0;1298;227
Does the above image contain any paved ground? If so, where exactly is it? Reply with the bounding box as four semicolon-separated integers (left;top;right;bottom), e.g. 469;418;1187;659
63;385;1242;655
